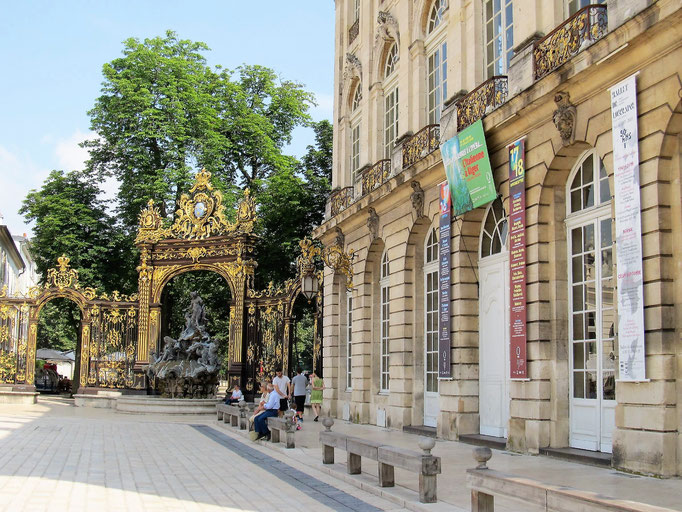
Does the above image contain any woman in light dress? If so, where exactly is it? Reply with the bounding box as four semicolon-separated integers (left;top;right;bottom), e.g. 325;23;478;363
309;372;324;421
249;381;271;430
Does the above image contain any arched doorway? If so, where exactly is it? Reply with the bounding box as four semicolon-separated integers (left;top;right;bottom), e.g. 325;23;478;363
35;297;81;393
566;150;615;453
159;270;233;380
478;197;510;438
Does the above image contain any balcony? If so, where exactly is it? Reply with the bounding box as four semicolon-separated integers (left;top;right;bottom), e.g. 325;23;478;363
361;159;391;196
454;76;508;132
330;186;354;217
402;124;440;170
348;18;359;45
533;4;608;81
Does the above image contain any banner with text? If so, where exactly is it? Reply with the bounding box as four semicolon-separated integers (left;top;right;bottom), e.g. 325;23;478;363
508;139;527;379
610;74;646;381
440;119;497;217
438;182;452;378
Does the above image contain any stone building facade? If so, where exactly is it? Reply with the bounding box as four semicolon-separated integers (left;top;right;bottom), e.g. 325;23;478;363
314;0;682;477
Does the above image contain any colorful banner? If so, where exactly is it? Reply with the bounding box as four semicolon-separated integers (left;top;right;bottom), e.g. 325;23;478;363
610;74;646;381
508;139;527;379
440;119;497;217
438;182;452;378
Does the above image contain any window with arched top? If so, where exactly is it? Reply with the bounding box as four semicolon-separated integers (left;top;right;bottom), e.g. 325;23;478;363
485;0;514;77
423;227;439;395
480;197;508;258
565;150;616;425
568;151;611;214
428;0;447;33
351;83;362;112
380;251;390;392
384;43;399;78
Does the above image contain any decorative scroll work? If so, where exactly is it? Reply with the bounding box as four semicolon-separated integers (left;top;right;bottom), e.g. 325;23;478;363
402;124;440;169
135;169;257;243
46;255;80;291
455;76;508;132
361;159;391;196
330;186;354;217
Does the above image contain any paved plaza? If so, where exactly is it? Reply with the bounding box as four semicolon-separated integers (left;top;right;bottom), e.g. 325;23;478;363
0;397;681;512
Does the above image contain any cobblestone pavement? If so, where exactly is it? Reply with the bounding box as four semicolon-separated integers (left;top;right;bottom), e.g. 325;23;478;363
0;398;406;512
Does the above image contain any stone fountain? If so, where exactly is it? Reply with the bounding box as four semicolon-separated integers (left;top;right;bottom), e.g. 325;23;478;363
147;292;221;398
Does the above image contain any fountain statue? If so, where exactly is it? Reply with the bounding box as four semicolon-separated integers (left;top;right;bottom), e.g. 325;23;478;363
147;292;220;398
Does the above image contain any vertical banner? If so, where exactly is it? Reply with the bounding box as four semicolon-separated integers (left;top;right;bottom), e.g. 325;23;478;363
438;182;452;378
610;74;646;381
508;139;527;379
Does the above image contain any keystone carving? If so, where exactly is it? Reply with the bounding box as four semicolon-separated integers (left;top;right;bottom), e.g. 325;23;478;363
410;181;424;218
367;207;379;242
553;91;577;146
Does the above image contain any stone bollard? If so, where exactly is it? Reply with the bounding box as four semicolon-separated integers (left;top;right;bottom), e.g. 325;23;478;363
473;446;492;469
418;436;436;455
321;416;334;432
471;447;494;511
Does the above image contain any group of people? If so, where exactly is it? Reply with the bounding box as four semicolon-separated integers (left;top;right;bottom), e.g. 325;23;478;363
225;367;324;441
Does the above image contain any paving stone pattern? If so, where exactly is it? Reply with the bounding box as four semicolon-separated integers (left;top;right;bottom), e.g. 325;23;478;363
193;425;382;512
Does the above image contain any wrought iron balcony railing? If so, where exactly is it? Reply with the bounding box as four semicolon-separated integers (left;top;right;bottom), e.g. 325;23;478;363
361;159;391;196
455;76;508;132
348;18;359;45
533;4;608;81
402;124;440;170
330;186;354;217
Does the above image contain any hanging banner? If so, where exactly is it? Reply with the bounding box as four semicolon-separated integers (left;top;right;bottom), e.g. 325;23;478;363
440;119;497;217
438;182;452;378
610;74;646;381
508;138;527;379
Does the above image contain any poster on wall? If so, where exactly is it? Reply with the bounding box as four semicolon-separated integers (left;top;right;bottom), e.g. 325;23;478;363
508;138;527;379
609;73;646;381
440;119;497;217
438;182;452;378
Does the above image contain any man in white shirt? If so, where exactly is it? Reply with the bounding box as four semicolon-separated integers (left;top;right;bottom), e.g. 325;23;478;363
272;367;291;417
254;383;279;441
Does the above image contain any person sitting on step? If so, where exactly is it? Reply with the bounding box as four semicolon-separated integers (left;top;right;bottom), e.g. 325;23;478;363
226;384;243;405
254;384;280;441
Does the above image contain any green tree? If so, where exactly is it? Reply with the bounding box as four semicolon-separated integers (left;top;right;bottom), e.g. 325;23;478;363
255;120;332;286
20;170;133;293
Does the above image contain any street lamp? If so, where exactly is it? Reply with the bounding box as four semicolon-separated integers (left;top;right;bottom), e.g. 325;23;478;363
301;271;319;302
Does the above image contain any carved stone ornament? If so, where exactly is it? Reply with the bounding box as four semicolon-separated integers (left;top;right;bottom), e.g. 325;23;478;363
553;91;577;146
367;207;379;242
333;227;345;249
410;181;424;218
343;53;363;89
375;11;400;48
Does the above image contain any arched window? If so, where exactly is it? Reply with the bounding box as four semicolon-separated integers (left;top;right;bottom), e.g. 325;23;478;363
480;197;508;258
351;83;362;112
384;43;399;78
426;0;448;124
428;0;447;33
485;0;514;77
566;150;615;450
424;228;439;396
380;251;390;392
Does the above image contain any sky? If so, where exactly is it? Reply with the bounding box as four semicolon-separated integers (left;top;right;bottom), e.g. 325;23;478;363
0;1;335;237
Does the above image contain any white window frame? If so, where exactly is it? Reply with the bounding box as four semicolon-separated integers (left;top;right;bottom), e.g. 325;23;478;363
565;150;616;403
567;0;604;17
484;0;514;78
424;228;439;394
426;1;448;125
350;120;361;183
380;251;390;393
346;292;353;391
383;43;399;160
354;0;360;22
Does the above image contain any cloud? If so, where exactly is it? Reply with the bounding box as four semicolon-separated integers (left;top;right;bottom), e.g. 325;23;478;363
54;129;95;171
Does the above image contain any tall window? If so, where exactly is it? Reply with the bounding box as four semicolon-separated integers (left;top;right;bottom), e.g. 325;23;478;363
384;43;399;159
567;151;616;403
427;1;447;124
351;122;360;182
354;0;360;21
485;0;514;77
346;292;353;390
568;0;604;16
380;251;390;392
424;228;439;393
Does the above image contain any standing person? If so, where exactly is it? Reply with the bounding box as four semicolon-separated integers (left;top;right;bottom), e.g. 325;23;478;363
253;383;279;441
291;368;308;423
272;367;291;417
309;371;324;421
